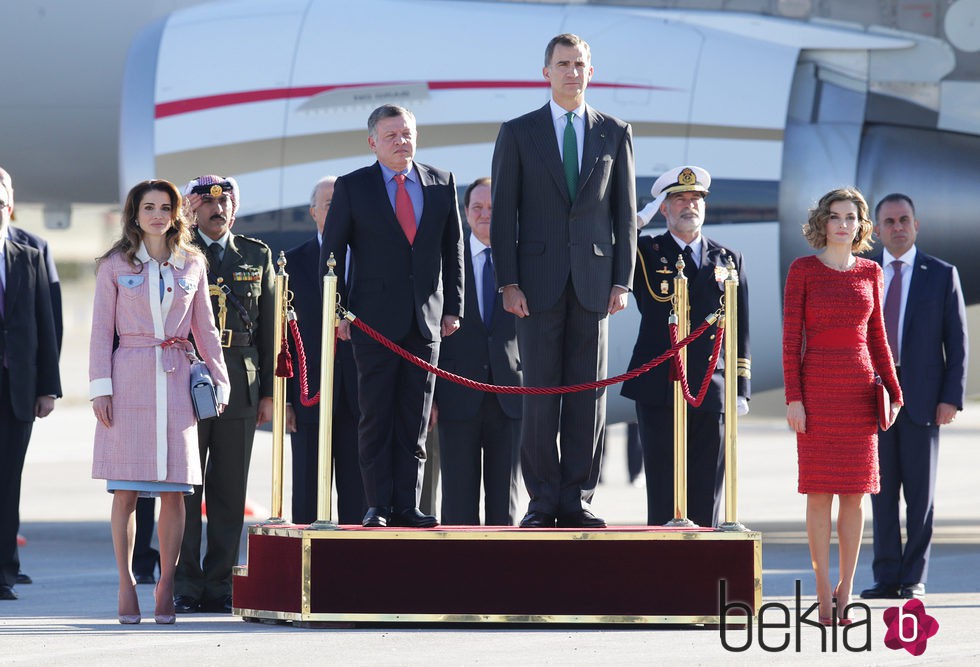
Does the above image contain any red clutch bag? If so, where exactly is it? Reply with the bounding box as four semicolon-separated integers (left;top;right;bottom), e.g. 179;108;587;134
875;375;893;430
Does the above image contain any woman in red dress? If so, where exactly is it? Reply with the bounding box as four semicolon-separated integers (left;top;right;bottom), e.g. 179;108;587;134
782;188;902;625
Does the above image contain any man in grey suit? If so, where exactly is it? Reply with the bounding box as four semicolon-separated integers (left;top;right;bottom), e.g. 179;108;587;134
860;193;968;601
490;33;636;528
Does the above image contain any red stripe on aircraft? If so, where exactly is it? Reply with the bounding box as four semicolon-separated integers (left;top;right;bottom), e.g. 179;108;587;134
154;81;666;119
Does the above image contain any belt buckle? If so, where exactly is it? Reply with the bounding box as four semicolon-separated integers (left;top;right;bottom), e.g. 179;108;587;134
220;329;233;347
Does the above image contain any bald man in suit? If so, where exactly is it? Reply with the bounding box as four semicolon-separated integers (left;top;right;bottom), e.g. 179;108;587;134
491;33;636;529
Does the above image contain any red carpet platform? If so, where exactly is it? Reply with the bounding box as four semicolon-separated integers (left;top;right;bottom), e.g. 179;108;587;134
232;524;761;625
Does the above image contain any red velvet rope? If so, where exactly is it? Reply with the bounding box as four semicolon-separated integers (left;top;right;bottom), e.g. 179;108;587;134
668;322;725;407
288;318;321;407
345;313;718;396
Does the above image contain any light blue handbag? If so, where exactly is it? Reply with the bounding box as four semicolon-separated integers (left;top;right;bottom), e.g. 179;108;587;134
189;352;219;420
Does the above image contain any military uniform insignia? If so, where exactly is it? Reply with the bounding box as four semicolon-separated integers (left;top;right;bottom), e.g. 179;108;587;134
678;167;697;186
660;280;669;295
656;256;673;274
209;184;224;197
714;265;730;282
233;264;262;282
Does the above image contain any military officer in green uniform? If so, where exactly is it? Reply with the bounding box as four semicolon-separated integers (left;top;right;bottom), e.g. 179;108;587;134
174;175;275;614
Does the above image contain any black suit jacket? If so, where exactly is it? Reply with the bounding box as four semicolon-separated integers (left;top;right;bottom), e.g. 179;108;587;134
320;161;464;343
1;239;61;420
872;250;967;425
285;236;358;424
8;226;62;353
490;102;636;313
435;243;522;420
621;232;750;412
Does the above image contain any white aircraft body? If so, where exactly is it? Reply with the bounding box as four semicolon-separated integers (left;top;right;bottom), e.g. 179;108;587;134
3;0;978;420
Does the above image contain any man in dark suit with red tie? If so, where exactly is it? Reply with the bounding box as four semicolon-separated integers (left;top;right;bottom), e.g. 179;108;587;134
0;168;61;601
435;177;522;526
491;34;636;529
861;193;968;601
321;104;465;528
285;176;365;525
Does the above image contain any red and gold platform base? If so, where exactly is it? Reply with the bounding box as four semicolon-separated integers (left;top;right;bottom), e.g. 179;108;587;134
233;524;761;625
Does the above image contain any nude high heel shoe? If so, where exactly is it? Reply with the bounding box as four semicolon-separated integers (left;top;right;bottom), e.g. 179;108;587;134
118;586;141;624
153;583;176;625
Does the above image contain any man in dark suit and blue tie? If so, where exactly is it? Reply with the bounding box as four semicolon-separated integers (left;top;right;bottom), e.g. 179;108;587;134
285;176;365;525
321;104;465;528
491;34;636;528
861;193;968;601
0;168;61;601
435;177;522;526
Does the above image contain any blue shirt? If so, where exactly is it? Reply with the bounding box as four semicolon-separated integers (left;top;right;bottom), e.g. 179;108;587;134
379;161;422;228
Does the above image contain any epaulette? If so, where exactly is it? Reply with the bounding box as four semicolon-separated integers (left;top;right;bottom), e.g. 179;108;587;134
235;234;272;252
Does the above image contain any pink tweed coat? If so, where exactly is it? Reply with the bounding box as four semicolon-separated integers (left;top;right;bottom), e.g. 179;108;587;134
90;245;230;484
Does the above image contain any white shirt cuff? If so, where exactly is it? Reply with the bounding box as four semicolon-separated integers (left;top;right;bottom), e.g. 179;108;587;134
89;378;113;400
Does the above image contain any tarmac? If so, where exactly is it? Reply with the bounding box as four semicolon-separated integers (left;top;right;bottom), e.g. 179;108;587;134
2;395;978;665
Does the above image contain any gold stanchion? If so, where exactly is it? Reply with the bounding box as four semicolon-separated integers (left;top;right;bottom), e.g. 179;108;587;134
666;254;697;528
265;251;288;524
719;256;748;532
309;253;340;530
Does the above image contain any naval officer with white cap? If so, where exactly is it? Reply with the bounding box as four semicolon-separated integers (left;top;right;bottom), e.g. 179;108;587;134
620;165;751;527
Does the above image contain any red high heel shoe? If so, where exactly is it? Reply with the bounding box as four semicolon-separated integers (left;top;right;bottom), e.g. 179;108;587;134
834;586;853;626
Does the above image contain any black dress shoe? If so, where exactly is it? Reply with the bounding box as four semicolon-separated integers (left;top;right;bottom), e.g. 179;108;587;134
362;506;390;527
519;511;556;528
200;595;233;614
860;582;901;599
173;595;200;613
15;571;32;585
389;507;438;528
135;572;156;585
0;586;17;600
557;509;607;529
900;583;925;599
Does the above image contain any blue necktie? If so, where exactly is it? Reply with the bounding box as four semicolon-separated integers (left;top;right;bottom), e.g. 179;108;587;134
481;248;495;329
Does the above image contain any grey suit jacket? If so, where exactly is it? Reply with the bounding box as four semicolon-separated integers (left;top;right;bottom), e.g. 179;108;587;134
490;102;636;313
873;250;968;425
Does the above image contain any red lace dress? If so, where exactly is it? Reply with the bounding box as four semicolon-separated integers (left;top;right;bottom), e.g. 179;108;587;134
782;255;902;494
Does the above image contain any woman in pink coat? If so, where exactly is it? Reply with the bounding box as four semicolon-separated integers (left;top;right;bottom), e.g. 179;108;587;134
89;180;229;625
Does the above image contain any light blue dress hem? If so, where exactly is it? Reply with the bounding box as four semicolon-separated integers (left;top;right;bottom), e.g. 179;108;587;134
106;480;194;498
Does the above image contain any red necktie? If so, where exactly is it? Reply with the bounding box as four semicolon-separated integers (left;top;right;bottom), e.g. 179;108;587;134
393;174;416;245
883;260;903;361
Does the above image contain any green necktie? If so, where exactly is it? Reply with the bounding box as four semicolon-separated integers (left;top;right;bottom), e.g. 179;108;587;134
562;111;579;200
